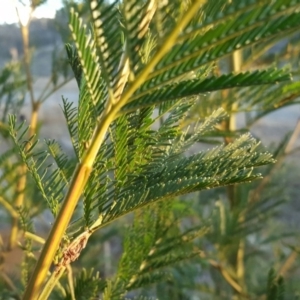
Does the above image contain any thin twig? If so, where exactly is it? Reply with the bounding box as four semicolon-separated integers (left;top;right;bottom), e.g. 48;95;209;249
250;119;300;203
67;265;75;300
285;119;300;154
15;5;35;107
37;267;66;300
198;251;249;298
36;77;53;102
24;232;45;245
39;77;74;103
0;196;18;218
279;251;298;277
0;271;20;298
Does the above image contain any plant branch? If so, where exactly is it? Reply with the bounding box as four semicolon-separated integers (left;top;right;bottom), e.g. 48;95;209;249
89;0;206;233
199;251;248;297
279;250;298;277
22;3;207;298
111;0;206;115
232;50;247;293
22;163;92;300
39;77;74;103
0;196;18;218
220;50;247;294
246;95;300;128
0;271;20;298
24;232;45;245
9;4;39;250
36;77;53;102
38;266;66;300
67;265;75;300
250;119;300;203
15;5;35;107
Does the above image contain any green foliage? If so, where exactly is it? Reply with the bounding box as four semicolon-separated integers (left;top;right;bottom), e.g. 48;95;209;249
1;0;300;299
65;269;106;300
103;201;205;298
266;269;285;300
0;62;25;136
18;207;36;289
141;0;300;90
123;69;291;112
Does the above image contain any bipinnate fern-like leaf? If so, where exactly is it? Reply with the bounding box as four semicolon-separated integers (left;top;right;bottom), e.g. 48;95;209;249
101;136;272;224
120;0;157;67
65;44;82;87
8;116;76;217
142;0;300;92
60;91;278;234
111;115;129;193
10;2;300;297
90;0;159;104
77;85;99;157
62;97;80;158
46;140;76;184
106;201;207;297
75;69;107;160
83;107;274;234
69;9;105;106
192;74;300;125
124;69;291;112
68;0;299;117
9;0;296;242
89;0;122;90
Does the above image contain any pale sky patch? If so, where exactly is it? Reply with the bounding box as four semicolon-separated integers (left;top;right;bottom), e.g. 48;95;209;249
0;0;63;24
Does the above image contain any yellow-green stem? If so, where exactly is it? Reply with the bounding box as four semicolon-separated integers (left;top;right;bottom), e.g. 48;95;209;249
112;0;206;114
0;196;18;218
221;50;241;207
21;25;35;107
24;232;45;245
198;250;245;296
22;162;92;300
279;251;298;277
232;50;247;294
37;266;66;300
236;239;245;288
221;50;246;296
23;2;203;297
8;7;38;250
22;108;113;300
40;267;66;300
67;266;75;300
88;0;206;235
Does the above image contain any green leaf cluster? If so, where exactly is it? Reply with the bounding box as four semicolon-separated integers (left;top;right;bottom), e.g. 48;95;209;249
1;0;300;299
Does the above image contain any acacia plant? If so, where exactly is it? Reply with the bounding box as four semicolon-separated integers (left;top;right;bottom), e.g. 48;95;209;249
1;0;300;299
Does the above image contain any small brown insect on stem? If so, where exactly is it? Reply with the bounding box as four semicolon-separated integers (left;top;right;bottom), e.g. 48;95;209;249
55;231;91;272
